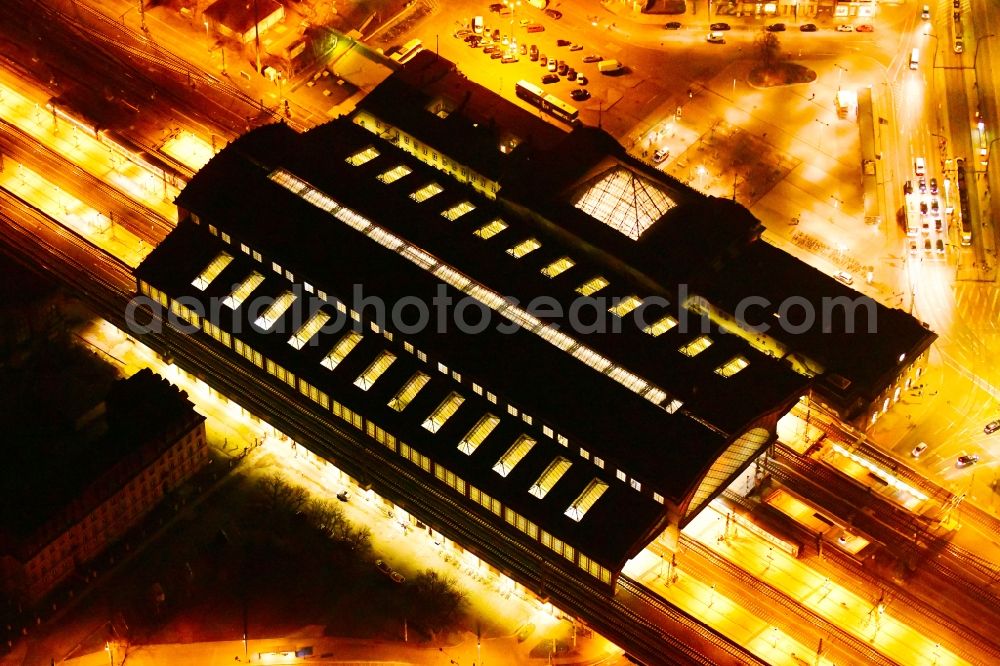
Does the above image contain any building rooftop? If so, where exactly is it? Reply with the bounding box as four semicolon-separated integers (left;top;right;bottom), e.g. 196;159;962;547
0;369;202;553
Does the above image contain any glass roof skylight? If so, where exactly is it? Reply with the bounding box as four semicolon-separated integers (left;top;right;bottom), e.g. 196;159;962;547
573;167;676;240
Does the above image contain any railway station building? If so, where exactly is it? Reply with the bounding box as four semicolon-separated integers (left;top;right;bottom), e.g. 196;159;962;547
135;51;934;589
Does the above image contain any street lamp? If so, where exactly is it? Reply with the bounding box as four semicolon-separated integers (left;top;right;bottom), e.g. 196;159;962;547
833;63;848;90
974;33;996;70
696;164;707;190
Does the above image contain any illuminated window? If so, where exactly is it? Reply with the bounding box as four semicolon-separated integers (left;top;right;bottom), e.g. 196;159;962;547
388;372;430;411
423;392;465;432
576;276;608;296
192;252;233;290
346;146;379;166
458;414;500;455
507;238;541;259
653;492;665;504
493;435;536;477
223;271;264;309
354;351;396;390
630;478;642;491
541;257;575;278
644;315;678;337
289;311;330;349
378;165;412;184
321;331;362;370
529;457;571;498
474;219;508;239
609;295;642;317
441;201;475;221
679;335;713;357
411;182;443;202
716;356;749;378
254;291;295;330
565;479;609;522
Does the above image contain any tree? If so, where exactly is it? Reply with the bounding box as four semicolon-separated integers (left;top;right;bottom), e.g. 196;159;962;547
754;29;783;70
257;474;308;517
407;570;467;638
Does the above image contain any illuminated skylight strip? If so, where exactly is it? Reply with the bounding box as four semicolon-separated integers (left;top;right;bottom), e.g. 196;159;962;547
223;271;264;309
268;169;677;411
355;350;396;390
192;252;233;290
289;310;330;350
565;479;609;521
529;457;571;499
346;146;379;166
254;291;295;330
388;372;430;412
493;435;536;477
423;392;465;432
458;414;500;455
321;331;362;370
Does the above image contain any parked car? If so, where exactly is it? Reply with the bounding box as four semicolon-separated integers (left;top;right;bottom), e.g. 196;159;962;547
799;23;818;31
665;21;682;29
985;419;1000;434
545;8;563;19
856;24;874;31
923;237;932;251
501;55;518;63
935;238;945;253
336;489;351;502
904;180;913;195
540;54;547;66
931;199;939;215
710;22;731;30
556;39;572;47
570;88;591;101
836;24;854;32
526;23;544;33
930;177;938;194
529;44;538;60
376;559;392;575
767;23;786;32
482;45;496;54
489;2;504;11
567;68;577;81
583;54;603;63
706;31;726;43
541;73;559;84
520;43;527;55
548;58;558;71
652;148;670;164
919;200;928;215
833;270;854;285
490;51;503;59
957;453;980;467
577;75;588;85
558;62;569;75
908;238;918;254
911;442;928;458
918;177;927;192
934;218;943;233
570;44;583;51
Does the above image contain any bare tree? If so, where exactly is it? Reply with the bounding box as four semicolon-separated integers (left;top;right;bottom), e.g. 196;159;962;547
257;474;308;516
754;29;783;70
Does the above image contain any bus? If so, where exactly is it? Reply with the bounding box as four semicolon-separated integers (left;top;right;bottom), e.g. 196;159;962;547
515;80;579;125
903;193;920;237
390;39;423;64
909;48;920;69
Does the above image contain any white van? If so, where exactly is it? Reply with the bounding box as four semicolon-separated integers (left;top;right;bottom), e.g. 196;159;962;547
472;16;484;34
914;156;926;176
597;59;624;74
909;48;920;69
921;4;930;19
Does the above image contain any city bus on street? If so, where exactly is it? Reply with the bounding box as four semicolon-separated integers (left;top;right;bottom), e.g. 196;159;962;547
515;80;579;125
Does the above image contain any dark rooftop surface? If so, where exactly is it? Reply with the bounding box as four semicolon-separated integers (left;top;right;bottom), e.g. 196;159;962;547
0;369;200;547
204;0;282;33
